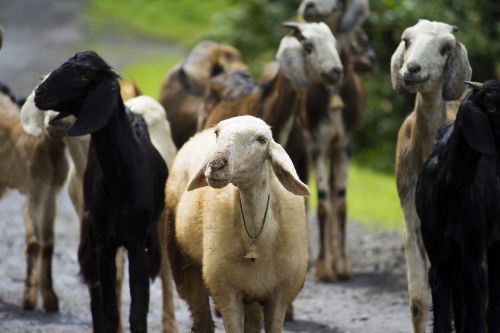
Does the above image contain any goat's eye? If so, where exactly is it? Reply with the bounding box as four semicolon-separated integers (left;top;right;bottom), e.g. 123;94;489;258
214;129;219;138
80;74;89;82
256;136;267;144
440;44;451;56
487;105;497;113
303;42;314;55
402;38;410;48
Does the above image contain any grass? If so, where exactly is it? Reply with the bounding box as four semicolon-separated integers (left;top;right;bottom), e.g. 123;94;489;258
121;56;182;99
308;164;403;232
87;0;231;45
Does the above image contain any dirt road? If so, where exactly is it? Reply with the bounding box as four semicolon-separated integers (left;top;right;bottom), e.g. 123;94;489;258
0;1;414;332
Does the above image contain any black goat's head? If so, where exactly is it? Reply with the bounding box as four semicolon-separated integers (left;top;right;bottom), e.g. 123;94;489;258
34;50;120;136
458;80;500;156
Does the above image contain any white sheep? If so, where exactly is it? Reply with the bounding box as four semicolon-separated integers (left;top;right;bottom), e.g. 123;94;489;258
392;19;472;333
166;115;310;332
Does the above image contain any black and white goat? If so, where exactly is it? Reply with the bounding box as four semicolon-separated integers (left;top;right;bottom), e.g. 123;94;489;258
34;51;168;333
416;80;500;333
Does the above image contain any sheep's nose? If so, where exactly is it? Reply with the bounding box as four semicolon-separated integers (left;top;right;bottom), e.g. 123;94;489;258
407;62;421;74
209;158;227;171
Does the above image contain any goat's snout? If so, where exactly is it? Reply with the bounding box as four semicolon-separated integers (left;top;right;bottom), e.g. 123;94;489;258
322;67;344;85
407;62;422;74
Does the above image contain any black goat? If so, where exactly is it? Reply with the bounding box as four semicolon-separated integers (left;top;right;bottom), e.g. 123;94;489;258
416;80;500;333
34;51;167;333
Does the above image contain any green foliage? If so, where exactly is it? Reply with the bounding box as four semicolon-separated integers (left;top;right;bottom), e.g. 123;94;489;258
87;0;231;45
208;0;301;74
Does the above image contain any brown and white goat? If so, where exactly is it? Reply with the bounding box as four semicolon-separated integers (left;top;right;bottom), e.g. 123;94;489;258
159;41;247;148
166;116;310;332
0;86;68;313
296;0;373;281
203;22;343;147
392;19;471;333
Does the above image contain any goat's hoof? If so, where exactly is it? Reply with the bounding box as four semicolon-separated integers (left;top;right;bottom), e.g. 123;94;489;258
22;290;37;311
334;258;352;281
285;305;294;322
22;297;36;311
314;261;336;282
42;291;59;313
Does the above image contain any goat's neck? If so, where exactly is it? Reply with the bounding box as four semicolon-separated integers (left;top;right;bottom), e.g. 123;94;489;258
91;102;138;185
412;90;447;163
263;70;304;144
237;167;275;241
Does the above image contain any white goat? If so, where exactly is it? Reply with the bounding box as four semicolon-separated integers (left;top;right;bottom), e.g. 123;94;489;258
392;19;472;333
166;115;310;332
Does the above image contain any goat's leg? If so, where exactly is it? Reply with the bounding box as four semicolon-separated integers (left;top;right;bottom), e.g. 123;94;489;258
488;242;500;333
329;144;352;280
159;245;178;333
98;246;120;333
244;302;263;333
313;149;336;282
128;246;150;333
403;208;430;333
428;262;452;333
115;248;126;333
22;196;41;311
463;254;487;333
39;190;59;312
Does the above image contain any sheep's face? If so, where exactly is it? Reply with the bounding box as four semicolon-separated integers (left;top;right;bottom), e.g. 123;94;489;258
189;116;310;196
203;116;272;189
35;50;116;118
278;22;343;88
391;20;466;96
299;0;343;30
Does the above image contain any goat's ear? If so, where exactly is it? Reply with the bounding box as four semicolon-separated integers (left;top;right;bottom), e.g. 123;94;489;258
268;140;310;196
442;42;472;101
20;91;45;137
68;77;118;136
390;42;405;92
187;164;208;191
459;101;496;156
281;22;306;42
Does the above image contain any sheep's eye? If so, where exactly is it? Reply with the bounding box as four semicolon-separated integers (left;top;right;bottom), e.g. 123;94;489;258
256;136;267;144
440;44;451;56
303;42;314;55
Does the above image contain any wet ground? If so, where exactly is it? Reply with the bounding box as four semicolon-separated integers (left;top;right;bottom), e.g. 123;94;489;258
0;0;414;332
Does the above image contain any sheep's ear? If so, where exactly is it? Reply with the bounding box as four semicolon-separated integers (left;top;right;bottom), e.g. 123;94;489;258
459;100;496;156
390;42;405;92
442;43;472;101
187;164;208;191
20;91;45;137
68;77;118;136
268;140;310;196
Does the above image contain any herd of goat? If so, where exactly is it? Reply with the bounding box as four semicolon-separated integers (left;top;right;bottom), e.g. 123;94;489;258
0;0;499;332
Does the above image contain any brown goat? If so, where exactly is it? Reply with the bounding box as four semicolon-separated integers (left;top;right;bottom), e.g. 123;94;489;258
158;41;247;148
0;89;68;313
295;0;374;281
